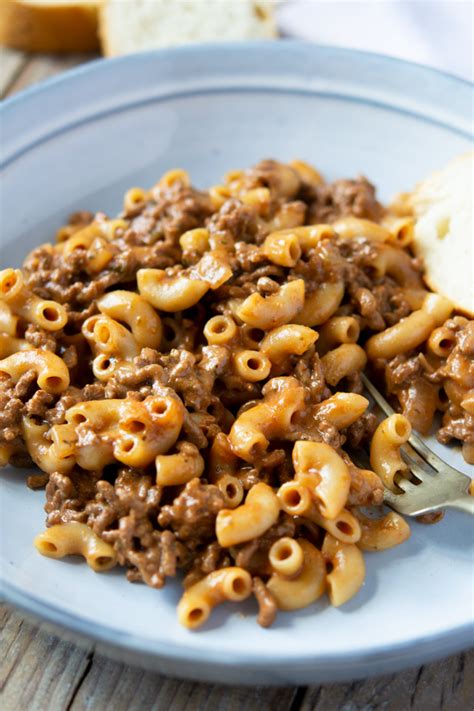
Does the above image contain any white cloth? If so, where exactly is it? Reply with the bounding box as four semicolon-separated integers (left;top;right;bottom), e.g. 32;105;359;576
276;0;473;81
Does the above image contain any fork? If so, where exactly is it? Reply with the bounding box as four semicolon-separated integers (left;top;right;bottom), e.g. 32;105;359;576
360;373;474;516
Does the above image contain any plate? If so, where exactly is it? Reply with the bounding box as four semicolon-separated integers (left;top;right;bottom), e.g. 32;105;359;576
0;42;473;685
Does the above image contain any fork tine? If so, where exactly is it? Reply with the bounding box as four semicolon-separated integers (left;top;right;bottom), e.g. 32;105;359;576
396;478;418;493
399;454;430;482
360;372;459;474
361;373;472;516
360;373;395;416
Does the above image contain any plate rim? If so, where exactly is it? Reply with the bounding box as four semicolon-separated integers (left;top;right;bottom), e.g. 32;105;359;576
1;40;472;115
1;41;473;682
2;579;473;679
1;40;473;170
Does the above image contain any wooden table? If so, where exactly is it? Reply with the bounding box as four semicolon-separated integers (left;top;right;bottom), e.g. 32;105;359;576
1;48;473;711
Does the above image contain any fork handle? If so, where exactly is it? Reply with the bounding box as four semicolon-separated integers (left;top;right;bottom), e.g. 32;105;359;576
448;495;474;515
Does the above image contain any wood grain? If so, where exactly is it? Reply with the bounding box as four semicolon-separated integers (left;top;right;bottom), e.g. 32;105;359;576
68;652;299;711
1;605;92;711
300;651;474;711
4;53;97;98
0;48;28;97
1;54;472;711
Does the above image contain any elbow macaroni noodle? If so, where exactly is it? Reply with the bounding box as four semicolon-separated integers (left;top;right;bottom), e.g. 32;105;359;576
216;482;280;547
0;349;70;393
370;414;412;491
235;279;305;330
0;268;67;332
178;567;252;629
0;159;469;630
35;522;117;572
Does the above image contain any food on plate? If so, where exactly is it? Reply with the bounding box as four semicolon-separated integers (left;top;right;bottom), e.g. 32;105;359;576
395;151;473;316
0;0;101;53
0;159;472;629
99;0;277;57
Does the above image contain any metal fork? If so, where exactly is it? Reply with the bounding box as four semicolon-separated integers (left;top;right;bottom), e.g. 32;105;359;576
360;373;474;516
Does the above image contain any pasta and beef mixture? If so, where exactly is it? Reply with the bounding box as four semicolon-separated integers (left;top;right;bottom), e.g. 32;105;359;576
1;160;473;629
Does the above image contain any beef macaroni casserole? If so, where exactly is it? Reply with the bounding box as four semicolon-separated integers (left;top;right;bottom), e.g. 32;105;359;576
1;160;472;629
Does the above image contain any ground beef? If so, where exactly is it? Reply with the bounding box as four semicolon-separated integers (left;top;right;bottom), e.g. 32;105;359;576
182;411;221;449
23;244;118;310
146;182;213;242
457;321;474;355
159;349;216;411
23;238;177;318
235;467;265;491
84;469;178;588
221;262;286;300
157;478;225;548
351;286;385;331
68;210;94;227
416;511;445;525
344;412;378;449
183;541;232;588
25;390;54;419
86;469;162;535
0;389;25;444
438;408;474;446
253;577;277;628
293;352;331;404
120;516;177;589
384;354;424;389
27;472;50;489
199;345;231;379
0;371;43;447
24;325;58;352
14;371;38;398
146;346;232;419
232;515;296;576
292;413;343;450
208;198;263;246
104;350;165;399
45;469;101;526
308;176;384;224
337;236;416;331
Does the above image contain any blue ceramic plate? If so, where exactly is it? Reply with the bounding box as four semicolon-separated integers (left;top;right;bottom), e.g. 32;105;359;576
1;42;473;685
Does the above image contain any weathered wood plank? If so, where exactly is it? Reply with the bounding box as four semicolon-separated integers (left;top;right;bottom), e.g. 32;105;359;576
2;602;473;711
5;53;98;97
301;649;474;711
68;652;300;711
0;47;28;98
0;605;93;711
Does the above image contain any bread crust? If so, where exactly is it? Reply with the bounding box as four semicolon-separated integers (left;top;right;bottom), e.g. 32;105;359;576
0;0;100;53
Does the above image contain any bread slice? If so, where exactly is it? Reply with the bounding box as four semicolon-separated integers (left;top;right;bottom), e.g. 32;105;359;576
0;0;101;53
407;152;473;316
100;0;277;57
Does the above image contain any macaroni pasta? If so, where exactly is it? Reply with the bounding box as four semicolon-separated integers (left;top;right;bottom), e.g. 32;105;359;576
1;158;470;630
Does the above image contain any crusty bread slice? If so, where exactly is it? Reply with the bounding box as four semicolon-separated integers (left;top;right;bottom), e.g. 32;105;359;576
99;0;277;57
0;0;100;53
408;152;473;316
